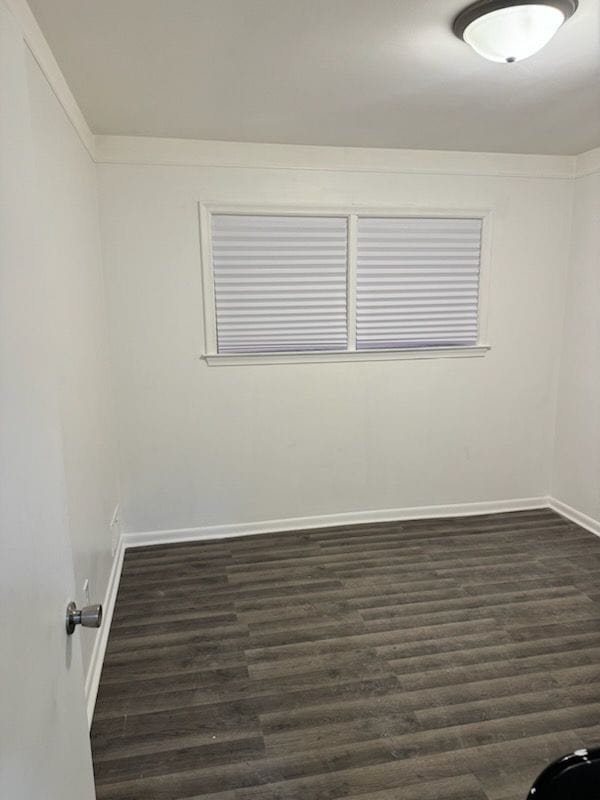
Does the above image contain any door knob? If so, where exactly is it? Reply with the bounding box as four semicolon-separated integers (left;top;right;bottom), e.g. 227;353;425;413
65;601;103;635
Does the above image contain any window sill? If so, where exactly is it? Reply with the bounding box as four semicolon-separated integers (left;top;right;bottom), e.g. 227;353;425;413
202;345;490;367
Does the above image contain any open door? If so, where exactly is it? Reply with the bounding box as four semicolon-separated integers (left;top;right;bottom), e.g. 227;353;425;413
0;3;97;798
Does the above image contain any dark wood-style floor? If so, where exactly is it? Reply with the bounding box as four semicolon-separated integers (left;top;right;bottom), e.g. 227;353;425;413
92;509;600;800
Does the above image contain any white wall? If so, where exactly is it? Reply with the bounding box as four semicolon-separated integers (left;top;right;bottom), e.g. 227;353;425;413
97;153;573;535
26;49;119;673
553;157;600;520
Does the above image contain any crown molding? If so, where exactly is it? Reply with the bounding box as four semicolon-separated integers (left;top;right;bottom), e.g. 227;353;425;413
4;0;95;159
574;146;600;178
94;135;575;180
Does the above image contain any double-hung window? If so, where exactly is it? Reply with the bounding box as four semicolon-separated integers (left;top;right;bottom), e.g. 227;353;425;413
201;207;489;363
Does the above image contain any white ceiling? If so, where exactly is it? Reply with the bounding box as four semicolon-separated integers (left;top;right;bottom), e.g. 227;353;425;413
28;0;600;155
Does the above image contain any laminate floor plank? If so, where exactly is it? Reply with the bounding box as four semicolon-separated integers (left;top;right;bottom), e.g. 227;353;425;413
92;509;600;799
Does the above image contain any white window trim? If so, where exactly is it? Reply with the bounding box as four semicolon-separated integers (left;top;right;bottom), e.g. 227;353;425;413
199;203;493;365
202;345;490;366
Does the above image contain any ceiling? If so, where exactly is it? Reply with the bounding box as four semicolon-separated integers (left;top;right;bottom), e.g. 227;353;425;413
28;0;600;155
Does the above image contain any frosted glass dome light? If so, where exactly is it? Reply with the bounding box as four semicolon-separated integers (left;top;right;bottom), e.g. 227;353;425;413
453;0;578;63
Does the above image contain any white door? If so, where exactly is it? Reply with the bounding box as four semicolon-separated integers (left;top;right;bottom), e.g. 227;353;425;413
0;4;97;798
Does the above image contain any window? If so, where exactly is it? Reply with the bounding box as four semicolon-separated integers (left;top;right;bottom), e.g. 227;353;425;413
356;217;482;350
211;214;348;354
201;208;488;363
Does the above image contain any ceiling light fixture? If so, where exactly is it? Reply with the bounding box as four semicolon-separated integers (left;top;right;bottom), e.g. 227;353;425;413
453;0;578;63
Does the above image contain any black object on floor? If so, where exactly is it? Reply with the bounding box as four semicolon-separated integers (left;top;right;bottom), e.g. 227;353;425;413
527;747;600;798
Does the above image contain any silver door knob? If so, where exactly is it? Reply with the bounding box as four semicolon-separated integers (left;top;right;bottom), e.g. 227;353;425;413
65;601;103;635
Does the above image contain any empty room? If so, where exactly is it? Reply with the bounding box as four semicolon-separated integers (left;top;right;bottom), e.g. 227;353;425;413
3;1;600;798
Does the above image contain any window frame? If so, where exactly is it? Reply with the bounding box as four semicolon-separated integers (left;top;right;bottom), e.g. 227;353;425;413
199;203;493;366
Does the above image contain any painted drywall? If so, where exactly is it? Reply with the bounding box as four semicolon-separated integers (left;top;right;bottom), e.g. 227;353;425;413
97;158;573;535
552;160;600;519
26;46;119;673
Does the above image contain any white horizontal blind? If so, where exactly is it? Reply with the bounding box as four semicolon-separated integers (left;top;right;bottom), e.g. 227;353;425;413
356;217;482;350
211;214;348;353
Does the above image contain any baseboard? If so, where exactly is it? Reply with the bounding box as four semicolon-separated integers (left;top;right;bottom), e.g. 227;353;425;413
547;497;600;539
122;496;549;548
84;532;125;728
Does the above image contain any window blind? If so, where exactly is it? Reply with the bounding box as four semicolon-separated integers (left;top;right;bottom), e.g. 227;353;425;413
356;217;482;350
211;214;348;353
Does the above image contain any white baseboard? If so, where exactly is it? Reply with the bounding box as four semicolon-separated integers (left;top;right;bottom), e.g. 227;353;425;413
122;496;549;548
84;532;125;728
547;497;600;539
